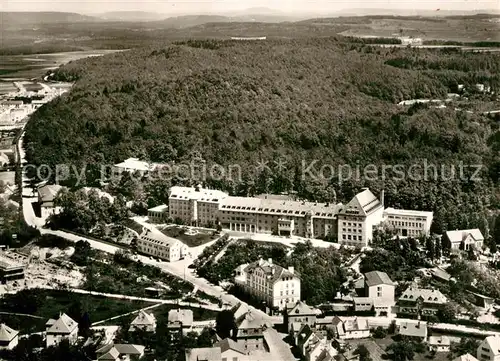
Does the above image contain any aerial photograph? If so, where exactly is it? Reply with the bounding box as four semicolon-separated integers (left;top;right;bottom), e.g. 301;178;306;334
0;0;499;359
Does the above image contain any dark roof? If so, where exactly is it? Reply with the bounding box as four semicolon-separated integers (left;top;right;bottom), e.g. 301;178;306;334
364;271;394;287
215;338;246;355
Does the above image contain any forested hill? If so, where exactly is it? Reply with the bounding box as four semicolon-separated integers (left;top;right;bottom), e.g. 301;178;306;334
24;37;500;232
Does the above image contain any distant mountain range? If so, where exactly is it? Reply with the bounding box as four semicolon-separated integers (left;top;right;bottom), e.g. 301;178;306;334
1;9;498;30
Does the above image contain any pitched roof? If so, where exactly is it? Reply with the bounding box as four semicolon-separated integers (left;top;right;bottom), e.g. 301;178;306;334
288;300;315;315
364;271;394;287
141;229;181;248
46;313;78;334
148;204;168;212
399;320;427;338
185;347;222;361
97;343;145;356
429;336;450;346
343;318;369;332
244;258;299;283
340;189;382;217
238;311;266;330
399;287;447;304
0;324;18;342
445;229;484;244
114;158;156;172
97;348;120;361
168;309;193;326
483;336;500;356
430;267;452;282
215;338;246;355
37;184;63;203
453;354;480;361
131;310;156;326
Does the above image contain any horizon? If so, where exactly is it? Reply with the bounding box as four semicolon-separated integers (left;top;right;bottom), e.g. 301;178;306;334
2;0;500;16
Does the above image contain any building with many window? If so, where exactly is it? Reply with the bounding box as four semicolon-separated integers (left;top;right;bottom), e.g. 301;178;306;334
136;229;188;262
0;254;25;284
234;258;300;311
383;208;433;237
397;287;447;317
337;188;384;247
167;186;431;246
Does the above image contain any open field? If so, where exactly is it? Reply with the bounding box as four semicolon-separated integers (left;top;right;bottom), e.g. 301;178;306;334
0;289;153;334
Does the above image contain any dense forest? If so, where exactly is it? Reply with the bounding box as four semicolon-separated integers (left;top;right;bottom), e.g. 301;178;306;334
24;37;500;233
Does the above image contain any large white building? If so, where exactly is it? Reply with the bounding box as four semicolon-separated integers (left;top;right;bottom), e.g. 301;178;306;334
167;186;432;246
444;229;484;251
235;258;300;311
383;208;433;238
337;188;384;247
136;229;188;262
478;336;500;361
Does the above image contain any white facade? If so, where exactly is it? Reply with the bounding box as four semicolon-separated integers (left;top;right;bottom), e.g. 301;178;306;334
338;189;384;247
235;258;300;310
383;208;433;237
136;230;187;262
478;336;500;361
45;313;78;348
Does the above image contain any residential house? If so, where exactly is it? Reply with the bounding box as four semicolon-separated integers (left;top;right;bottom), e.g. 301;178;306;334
37;184;63;208
455;354;480;361
330;317;370;340
215;338;247;361
185;347;222;361
96;343;145;361
168;309;194;335
337;188;384;247
429;267;453;283
296;324;322;357
363;271;395;315
129;310;156;332
468;291;495;309
397;287;447;316
429;336;451;352
285;300;317;332
235;311;269;352
148;205;169;224
136;229;188;262
305;335;337;361
444;229;484;251
45;313;78;347
0;324;18;350
477;335;500;361
234;258;300;311
397;320;428;340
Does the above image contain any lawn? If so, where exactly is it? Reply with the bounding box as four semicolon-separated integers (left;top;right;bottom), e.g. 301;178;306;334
0;289;153;334
160;226;218;248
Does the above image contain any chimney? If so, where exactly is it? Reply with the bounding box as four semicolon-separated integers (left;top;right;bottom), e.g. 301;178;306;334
288;266;294;274
268;258;273;264
380;190;385;207
258;258;264;266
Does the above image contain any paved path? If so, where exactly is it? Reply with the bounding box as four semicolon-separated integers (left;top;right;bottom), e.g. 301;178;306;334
92;303;163;326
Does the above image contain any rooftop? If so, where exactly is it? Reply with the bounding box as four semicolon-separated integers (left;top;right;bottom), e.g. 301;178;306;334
185;347;222;361
0;324;18;342
364;271;394;287
46;313;78;334
148;204;168;212
169;186;228;202
398;320;427;338
215;338;246;355
243;258;299;283
453;354;480;361
168;309;193;326
399;287;447;304
140;229;181;248
130;310;156;326
37;184;63;203
482;336;500;356
428;335;450;346
384;207;433;217
340;188;382;217
113;158;156;172
445;229;485;243
0;254;24;271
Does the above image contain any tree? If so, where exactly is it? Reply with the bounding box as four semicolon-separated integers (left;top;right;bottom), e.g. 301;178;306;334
494;215;500;245
215;310;237;340
451;338;480;357
490;239;498;254
437;303;457;323
71;240;93;266
387;340;415;361
354;344;372;361
372;326;387;339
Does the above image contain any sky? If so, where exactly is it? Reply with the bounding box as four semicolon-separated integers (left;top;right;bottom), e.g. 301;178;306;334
2;0;499;14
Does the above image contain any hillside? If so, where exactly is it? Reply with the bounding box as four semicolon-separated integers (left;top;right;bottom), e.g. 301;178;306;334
23;37;500;233
0;12;100;28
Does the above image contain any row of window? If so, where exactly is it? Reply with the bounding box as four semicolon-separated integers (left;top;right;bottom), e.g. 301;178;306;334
342;234;363;241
